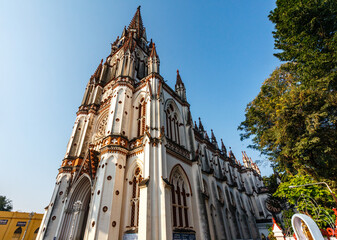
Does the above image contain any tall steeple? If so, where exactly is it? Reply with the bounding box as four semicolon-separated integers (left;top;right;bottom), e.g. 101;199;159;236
38;7;270;240
175;70;187;101
127;6;146;41
106;6;152;81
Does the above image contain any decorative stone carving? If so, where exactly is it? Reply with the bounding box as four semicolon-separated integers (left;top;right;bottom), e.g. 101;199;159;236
96;114;108;140
166;138;190;160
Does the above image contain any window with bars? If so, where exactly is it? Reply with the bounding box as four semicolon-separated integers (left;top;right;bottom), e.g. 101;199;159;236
137;98;146;137
165;104;180;144
130;167;142;228
171;170;190;228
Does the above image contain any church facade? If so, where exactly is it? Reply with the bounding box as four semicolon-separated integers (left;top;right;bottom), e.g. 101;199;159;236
37;7;272;240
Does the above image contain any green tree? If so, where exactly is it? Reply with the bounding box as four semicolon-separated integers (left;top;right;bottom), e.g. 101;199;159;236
239;0;337;186
0;196;13;211
239;65;337;185
274;174;335;229
269;0;337;90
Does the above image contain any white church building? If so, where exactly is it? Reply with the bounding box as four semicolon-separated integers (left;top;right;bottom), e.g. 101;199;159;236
37;7;273;240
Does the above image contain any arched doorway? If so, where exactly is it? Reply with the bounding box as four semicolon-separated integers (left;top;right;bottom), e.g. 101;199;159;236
59;175;91;240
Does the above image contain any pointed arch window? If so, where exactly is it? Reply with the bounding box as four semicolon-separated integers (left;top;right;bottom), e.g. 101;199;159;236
130;167;143;227
171;169;190;228
165;104;180;144
33;227;39;238
12;227;22;240
124;56;129;73
137;98;146;137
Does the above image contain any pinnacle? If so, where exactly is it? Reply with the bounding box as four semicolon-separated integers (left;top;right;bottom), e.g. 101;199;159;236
211;129;216;141
150;42;158;58
176;69;184;87
198;117;204;132
221;139;227;155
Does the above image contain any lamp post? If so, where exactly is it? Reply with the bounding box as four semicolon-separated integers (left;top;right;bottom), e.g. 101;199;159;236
21;212;34;240
289;182;337;207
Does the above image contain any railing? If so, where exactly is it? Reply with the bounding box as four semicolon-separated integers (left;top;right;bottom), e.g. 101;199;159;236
166;138;190;160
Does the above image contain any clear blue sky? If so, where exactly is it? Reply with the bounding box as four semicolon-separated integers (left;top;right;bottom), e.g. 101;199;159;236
0;0;280;212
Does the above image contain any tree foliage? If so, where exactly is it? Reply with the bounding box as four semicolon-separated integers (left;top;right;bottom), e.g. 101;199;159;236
239;65;337;185
263;173;281;195
0;196;13;212
269;0;337;90
274;174;335;228
239;0;337;187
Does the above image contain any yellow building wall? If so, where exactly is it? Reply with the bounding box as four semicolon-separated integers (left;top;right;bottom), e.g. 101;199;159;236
0;211;43;240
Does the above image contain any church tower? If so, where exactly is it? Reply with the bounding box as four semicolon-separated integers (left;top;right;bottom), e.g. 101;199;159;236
37;7;272;240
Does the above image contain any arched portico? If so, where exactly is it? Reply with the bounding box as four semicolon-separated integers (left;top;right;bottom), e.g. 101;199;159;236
58;175;91;240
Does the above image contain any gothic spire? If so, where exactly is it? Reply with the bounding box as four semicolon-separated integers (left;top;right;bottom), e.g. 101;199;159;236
198;117;204;132
175;70;184;88
211;129;217;143
221;139;227;156
111;36;119;54
127;6;145;39
242;151;250;168
150;43;158;58
148;42;160;74
228;147;237;164
175;69;187;101
211;130;219;149
205;132;209;141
